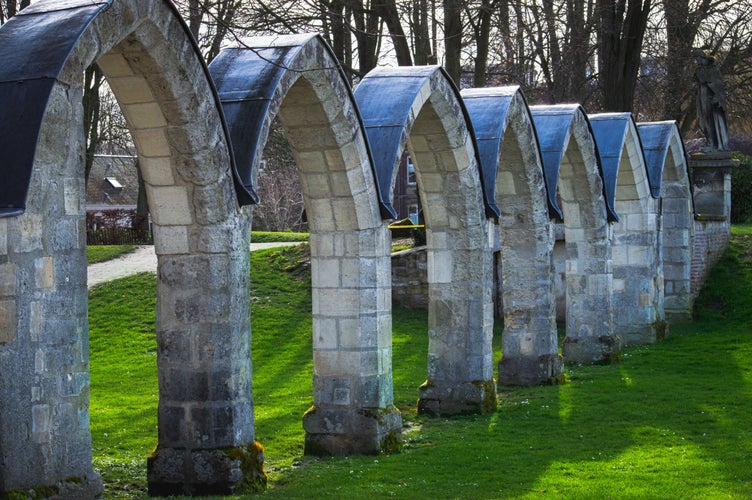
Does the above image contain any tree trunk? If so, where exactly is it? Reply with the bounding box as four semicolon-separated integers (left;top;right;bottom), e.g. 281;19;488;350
83;65;103;185
443;0;463;85
663;0;703;129
597;0;652;112
376;0;413;66
471;0;495;87
411;0;432;64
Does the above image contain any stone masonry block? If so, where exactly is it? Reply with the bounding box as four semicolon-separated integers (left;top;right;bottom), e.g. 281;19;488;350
154;225;190;255
627;245;649;265
311;149;341;173
141;156;176;186
339;258;361;288
106;76;156;104
314;259;340;288
147;186;193;225
313;288;360;316
132;127;171;157
0;220;6;256
307;199;336;231
344;161;368;195
313;350;362;377
427;251;453;284
309;233;334;257
125;102;168;129
0;300;17;344
0;264;16;296
332;199;358;231
35;257;55;289
424;200;448;227
64;178;83;215
313;319;338;350
301;172;331;199
96;52;135;77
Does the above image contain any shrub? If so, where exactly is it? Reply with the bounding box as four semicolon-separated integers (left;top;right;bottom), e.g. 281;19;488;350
731;154;752;223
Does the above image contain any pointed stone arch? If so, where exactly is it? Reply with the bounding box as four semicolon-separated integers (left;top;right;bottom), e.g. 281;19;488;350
209;34;400;456
461;87;561;386
0;0;261;496
590;113;663;344
355;66;496;415
638;121;694;321
530;105;618;364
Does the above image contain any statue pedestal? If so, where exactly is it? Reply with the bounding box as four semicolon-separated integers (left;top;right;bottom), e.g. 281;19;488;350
689;151;737;221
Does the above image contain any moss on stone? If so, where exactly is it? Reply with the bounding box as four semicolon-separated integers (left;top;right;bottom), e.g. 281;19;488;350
380;431;402;454
472;379;498;413
654;320;669;341
224;441;268;494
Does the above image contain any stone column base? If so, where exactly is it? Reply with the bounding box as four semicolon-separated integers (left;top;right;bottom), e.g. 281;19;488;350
665;309;692;323
417;379;497;416
562;335;622;364
621;321;669;346
303;405;402;456
1;474;103;500
498;354;564;386
147;442;267;496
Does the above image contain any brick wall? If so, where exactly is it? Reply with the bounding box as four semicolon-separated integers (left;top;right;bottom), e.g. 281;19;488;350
691;218;730;295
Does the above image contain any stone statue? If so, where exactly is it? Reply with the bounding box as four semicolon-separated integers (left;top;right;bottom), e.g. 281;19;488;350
694;51;729;151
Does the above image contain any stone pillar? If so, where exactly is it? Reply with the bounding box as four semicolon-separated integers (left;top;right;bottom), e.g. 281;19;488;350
611;201;665;345
146;216;266;496
560;224;620;364
417;220;497;415
303;226;402;455
0;85;103;498
661;182;695;321
498;220;563;386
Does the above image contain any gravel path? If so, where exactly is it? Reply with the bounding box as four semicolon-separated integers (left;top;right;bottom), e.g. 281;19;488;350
87;242;303;289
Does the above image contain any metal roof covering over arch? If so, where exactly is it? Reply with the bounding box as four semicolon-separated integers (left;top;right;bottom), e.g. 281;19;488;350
461;86;562;385
529;104;617;222
637;120;692;201
355;64;497;415
0;0;253;217
589;112;653;216
209;33;392;219
354;65;499;218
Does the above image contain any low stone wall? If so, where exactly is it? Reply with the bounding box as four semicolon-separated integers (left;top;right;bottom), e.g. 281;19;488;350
391;247;428;309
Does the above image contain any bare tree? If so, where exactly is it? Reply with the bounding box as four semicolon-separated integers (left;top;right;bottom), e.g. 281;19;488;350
0;0;29;25
254;122;307;232
597;0;652;112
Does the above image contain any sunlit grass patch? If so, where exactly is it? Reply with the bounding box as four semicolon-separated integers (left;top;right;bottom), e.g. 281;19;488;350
87;230;752;498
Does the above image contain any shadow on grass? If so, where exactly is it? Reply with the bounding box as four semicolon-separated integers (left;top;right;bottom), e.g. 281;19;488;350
88;233;752;498
259;235;752;498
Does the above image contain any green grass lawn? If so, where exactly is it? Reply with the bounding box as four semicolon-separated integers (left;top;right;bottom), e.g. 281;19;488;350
89;227;752;498
86;244;136;264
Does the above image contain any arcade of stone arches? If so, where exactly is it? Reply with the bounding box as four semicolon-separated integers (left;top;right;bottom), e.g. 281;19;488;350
0;0;732;496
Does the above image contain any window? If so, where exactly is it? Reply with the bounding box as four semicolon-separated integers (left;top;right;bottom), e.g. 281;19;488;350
406;156;416;185
408;204;419;225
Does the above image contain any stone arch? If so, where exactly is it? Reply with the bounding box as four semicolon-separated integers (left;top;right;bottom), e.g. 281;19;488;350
461;87;561;386
208;34;400;456
638;121;694;321
0;1;258;496
590;113;663;344
355;66;496;415
530;105;619;364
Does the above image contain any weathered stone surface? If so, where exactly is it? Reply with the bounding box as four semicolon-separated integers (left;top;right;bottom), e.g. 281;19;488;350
0;0;255;496
302;405;402;455
0;4;732;495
